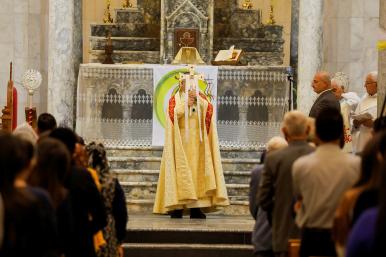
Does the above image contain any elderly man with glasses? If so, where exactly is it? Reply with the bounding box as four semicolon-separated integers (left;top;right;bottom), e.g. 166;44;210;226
352;71;378;153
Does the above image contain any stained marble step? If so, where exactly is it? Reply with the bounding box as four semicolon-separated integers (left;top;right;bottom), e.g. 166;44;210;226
214;37;284;52
122;243;253;257
120;181;250;200
106;146;263;160
109;156;260;171
112;169;252;184
115;8;145;23
126;199;250;216
89;50;160;64
90;37;160;51
91;23;150;37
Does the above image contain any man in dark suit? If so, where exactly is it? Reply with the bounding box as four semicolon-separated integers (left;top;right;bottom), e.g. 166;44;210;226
309;71;340;118
249;137;288;257
258;111;314;257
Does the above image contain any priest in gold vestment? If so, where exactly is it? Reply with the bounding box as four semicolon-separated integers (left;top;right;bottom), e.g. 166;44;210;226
153;75;229;218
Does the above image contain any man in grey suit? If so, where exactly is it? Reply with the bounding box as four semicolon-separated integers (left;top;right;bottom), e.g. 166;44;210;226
258;111;314;257
249;137;288;257
309;71;340;118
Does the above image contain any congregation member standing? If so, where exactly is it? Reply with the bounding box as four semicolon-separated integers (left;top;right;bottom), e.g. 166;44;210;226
352;71;378;154
87;142;128;257
28;138;74;257
50;128;107;257
331;72;360;152
0;133;58;257
309;71;340;119
249;136;288;257
258;111;314;257
292;108;360;257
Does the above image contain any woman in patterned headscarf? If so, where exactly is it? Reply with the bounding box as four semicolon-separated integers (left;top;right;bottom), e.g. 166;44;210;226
86;142;128;257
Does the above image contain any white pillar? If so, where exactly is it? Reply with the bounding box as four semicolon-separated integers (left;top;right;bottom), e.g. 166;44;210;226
297;0;324;113
48;0;82;127
378;0;386;116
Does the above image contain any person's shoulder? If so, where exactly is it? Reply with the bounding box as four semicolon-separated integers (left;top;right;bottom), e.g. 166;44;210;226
251;164;264;176
293;152;315;170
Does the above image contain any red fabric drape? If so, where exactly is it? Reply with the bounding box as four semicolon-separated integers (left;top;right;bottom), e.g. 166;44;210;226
12;87;17;130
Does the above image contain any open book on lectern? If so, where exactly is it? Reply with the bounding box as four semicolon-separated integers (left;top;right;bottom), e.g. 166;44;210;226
213;45;242;65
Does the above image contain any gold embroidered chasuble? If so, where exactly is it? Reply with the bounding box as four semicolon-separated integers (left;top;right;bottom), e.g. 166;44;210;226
153;91;229;214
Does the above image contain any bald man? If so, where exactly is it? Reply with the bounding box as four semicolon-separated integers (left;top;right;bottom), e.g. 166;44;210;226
309;71;340;119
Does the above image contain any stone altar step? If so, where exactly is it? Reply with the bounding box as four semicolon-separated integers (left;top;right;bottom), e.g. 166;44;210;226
120;181;249;201
123;215;253;257
106;146;263;160
89;50;160;64
90;23;158;37
115;8;145;23
214;37;284;52
108;156;260;171
112;169;252;184
90;36;160;51
126;199;249;216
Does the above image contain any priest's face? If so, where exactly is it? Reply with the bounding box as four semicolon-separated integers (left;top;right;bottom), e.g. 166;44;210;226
364;74;377;96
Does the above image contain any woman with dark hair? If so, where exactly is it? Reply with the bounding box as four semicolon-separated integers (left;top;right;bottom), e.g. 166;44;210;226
333;133;383;255
346;161;386;257
86;142;128;257
29;138;74;256
0;133;58;257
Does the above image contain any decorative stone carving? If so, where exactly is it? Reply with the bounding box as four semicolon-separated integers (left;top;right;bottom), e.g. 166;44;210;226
161;0;213;63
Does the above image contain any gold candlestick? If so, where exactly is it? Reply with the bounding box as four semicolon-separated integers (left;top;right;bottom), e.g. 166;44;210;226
103;0;113;24
242;0;253;9
267;3;276;25
122;0;133;8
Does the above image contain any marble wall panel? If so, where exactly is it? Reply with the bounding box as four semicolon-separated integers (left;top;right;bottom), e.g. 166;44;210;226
14;0;29;13
365;0;380;18
0;15;15;44
381;0;386;29
351;0;364;18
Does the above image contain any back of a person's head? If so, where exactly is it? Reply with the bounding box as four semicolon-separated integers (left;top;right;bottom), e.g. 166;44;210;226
30;138;71;207
37;113;57;134
356;133;384;188
86;142;108;172
0;133;32;193
49;127;77;155
374;116;386;133
316;108;343;142
282;110;309;138
266;136;288;153
13;122;38;145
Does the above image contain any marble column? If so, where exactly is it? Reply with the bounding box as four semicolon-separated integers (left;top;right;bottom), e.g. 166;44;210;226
290;0;299;109
297;0;324;113
378;0;386;116
48;0;82;128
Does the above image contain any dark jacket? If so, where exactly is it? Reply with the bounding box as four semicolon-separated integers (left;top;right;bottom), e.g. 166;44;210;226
258;141;314;252
65;166;107;257
309;90;340;118
249;164;273;254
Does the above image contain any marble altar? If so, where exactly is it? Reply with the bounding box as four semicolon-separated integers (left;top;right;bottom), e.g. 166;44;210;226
76;64;290;148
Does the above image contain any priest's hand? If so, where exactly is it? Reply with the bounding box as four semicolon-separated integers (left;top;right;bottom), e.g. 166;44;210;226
188;91;197;107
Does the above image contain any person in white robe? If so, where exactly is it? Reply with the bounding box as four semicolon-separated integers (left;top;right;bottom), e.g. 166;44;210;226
352;71;378;153
331;72;360;152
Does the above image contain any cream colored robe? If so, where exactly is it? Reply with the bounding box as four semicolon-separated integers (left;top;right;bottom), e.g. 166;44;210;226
153;91;229;214
340;92;360;153
352;93;377;153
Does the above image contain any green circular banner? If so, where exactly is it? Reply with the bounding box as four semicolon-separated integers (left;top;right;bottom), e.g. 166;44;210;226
154;68;210;128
